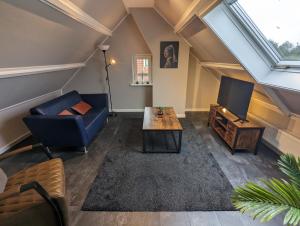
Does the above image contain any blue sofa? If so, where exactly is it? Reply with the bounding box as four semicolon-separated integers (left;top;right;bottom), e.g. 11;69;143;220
23;91;109;152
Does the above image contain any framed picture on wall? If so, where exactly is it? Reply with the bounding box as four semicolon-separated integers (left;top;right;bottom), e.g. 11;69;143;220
160;41;179;68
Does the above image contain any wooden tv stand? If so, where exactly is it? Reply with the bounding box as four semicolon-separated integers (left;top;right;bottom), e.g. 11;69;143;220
208;105;265;155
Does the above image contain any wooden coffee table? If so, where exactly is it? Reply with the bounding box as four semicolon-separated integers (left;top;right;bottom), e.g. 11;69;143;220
142;107;183;153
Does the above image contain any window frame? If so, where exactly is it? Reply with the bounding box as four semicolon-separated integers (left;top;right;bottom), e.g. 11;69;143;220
131;54;153;86
227;0;300;70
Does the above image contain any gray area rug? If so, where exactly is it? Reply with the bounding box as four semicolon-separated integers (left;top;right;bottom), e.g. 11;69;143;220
82;118;234;211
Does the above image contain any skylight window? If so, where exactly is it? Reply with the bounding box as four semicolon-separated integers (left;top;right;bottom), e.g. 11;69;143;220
232;0;300;65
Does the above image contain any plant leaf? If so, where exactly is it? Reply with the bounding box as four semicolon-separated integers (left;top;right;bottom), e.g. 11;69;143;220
278;154;300;189
232;178;300;225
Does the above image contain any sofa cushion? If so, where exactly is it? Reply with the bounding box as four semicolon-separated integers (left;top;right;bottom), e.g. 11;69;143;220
30;91;82;115
72;101;92;115
58;110;73;116
0;168;7;193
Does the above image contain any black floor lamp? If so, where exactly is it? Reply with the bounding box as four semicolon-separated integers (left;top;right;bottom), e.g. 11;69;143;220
99;45;117;117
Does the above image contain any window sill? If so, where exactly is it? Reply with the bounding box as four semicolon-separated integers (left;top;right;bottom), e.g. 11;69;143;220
130;83;153;87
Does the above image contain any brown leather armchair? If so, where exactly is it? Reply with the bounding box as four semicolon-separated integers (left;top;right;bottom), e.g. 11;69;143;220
0;144;68;226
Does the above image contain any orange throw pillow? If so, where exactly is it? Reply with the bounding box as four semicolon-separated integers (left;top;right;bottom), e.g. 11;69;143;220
58;109;73;116
72;101;92;115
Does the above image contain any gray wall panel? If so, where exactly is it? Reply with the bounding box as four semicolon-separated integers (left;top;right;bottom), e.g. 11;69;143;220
0;0;104;67
71;0;127;29
0;71;74;109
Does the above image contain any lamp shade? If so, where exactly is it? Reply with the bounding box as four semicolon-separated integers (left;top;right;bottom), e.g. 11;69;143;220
98;44;110;51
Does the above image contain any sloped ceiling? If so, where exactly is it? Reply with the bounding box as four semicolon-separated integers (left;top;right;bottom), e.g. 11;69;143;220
188;28;238;63
274;89;300;115
0;0;104;67
154;0;194;26
71;0;127;29
0;71;74;109
0;0;127;109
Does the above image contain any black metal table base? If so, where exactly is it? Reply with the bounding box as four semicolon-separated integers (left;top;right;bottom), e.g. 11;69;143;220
143;130;182;153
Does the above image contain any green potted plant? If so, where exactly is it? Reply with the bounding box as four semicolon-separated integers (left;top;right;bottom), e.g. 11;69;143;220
157;107;164;116
232;154;300;225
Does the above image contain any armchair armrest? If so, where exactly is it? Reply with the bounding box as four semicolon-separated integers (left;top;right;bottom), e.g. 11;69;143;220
0;143;53;161
23;115;88;147
81;94;108;109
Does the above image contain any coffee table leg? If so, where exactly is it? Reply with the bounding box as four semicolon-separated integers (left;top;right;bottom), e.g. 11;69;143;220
143;131;146;152
163;132;169;150
178;131;182;153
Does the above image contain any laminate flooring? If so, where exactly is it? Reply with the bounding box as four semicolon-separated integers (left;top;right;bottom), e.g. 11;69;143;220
0;112;285;226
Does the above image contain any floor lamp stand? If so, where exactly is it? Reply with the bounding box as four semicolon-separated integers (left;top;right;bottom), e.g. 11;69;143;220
102;50;117;117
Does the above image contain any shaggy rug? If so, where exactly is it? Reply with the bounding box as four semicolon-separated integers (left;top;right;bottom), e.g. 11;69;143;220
82;118;234;211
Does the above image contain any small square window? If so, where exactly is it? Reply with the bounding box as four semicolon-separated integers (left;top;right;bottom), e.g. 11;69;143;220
132;54;152;85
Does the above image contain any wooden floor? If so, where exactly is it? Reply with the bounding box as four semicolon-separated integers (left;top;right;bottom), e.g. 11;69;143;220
0;112;285;226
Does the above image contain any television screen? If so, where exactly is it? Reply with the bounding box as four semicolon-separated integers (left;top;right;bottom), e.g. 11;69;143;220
217;76;254;120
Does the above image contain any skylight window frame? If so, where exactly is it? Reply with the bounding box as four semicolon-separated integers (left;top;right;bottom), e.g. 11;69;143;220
227;1;300;70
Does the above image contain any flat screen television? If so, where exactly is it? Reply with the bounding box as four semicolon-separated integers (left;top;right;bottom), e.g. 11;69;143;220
217;76;254;121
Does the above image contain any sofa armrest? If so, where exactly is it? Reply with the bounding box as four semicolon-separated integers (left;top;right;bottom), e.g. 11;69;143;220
81;94;108;109
23;115;88;147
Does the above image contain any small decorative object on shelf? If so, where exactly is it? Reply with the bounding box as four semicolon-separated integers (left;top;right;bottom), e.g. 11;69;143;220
157;107;164;116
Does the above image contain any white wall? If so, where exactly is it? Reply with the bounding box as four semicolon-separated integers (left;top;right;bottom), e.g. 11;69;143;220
185;54;219;111
131;8;190;117
249;98;300;156
64;15;153;110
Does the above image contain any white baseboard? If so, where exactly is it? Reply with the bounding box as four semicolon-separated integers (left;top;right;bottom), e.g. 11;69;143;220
113;109;186;118
185;108;210;112
249;113;300;156
0;132;31;155
176;114;186;118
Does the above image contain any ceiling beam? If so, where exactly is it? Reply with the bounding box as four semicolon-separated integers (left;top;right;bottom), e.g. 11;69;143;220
0;63;85;79
175;0;202;33
122;0;154;12
200;62;244;71
174;0;219;33
39;0;112;36
197;0;220;18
